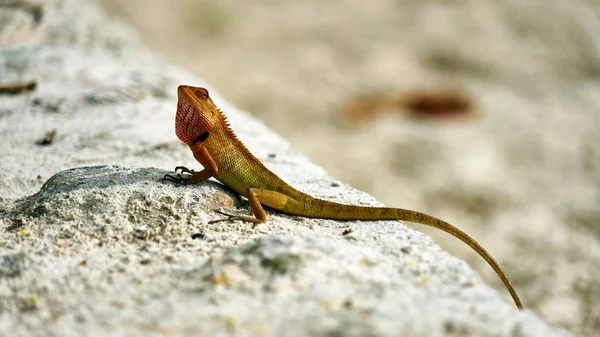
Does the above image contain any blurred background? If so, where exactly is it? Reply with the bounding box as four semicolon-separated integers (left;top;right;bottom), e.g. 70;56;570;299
100;0;600;335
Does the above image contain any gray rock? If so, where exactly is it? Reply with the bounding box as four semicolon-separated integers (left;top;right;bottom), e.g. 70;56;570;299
0;1;571;336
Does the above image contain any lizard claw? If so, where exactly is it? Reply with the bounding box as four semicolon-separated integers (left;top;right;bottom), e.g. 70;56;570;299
174;166;195;175
162;173;184;183
208;209;239;223
163;166;195;184
209;209;264;226
214;209;239;217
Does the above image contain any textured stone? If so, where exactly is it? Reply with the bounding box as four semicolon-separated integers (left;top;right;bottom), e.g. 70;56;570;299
0;1;571;336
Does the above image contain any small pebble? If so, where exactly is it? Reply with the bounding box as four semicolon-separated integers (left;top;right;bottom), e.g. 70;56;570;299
191;232;205;240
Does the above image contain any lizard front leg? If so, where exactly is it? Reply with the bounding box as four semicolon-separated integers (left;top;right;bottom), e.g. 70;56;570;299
163;146;218;184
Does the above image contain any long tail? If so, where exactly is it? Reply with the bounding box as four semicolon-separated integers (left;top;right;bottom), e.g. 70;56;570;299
303;201;523;309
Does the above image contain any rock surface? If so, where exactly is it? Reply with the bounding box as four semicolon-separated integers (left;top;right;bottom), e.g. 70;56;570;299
100;1;600;335
0;1;571;336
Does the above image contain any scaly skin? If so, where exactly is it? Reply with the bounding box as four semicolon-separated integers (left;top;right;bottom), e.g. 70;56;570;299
165;85;523;310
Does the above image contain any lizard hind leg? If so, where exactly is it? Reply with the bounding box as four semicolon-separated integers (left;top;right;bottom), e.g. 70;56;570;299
209;188;268;226
209;188;295;226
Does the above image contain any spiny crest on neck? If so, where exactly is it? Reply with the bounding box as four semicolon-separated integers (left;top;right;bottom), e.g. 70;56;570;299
218;110;246;145
216;109;261;160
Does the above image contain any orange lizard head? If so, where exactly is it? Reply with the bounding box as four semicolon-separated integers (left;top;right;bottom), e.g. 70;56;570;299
175;85;220;145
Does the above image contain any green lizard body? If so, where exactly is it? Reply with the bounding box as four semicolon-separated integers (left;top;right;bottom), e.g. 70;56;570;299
166;85;523;309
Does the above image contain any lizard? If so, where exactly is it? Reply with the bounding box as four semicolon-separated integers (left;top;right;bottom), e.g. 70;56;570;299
164;85;524;310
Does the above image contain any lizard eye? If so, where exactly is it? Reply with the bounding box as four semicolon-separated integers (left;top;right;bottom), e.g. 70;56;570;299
193;132;209;144
194;88;209;100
